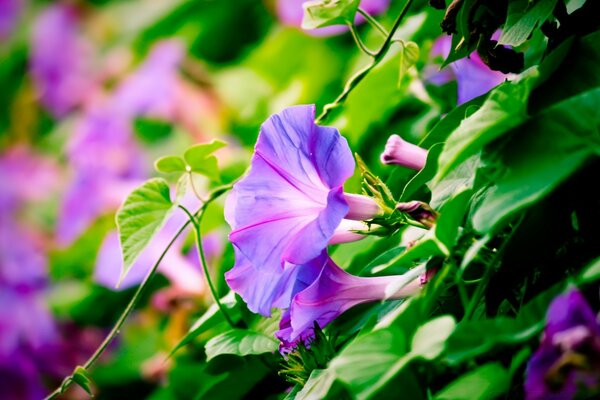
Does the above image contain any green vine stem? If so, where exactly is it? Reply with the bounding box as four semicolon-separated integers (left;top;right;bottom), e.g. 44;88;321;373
357;7;389;37
44;184;232;399
315;0;414;124
178;204;235;328
347;22;377;57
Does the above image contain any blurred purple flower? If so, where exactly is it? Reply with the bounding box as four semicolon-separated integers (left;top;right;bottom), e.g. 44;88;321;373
0;148;60;399
30;3;95;117
0;146;60;214
58;40;185;245
0;0;22;41
113;40;184;119
380;134;427;170
276;0;390;36
276;256;425;348
427;35;511;105
525;289;600;400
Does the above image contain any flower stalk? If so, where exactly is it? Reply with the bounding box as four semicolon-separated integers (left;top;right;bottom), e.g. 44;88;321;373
315;0;414;123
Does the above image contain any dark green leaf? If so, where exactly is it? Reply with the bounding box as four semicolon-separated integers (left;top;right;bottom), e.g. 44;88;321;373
433;68;539;183
444;283;563;364
72;366;93;396
499;0;558;47
472;87;600;232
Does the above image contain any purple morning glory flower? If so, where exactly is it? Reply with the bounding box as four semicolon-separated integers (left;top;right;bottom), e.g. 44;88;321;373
30;3;95;117
226;249;324;317
225;104;383;316
525;289;600;400
276;0;390;36
276;255;426;348
380;134;428;170
225;104;356;270
0;0;22;41
426;35;511;105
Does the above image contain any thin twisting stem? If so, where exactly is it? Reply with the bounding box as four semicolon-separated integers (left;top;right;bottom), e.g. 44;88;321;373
347;22;377;57
357;8;389;37
44;217;193;400
315;0;414;123
44;184;234;400
178;204;235;328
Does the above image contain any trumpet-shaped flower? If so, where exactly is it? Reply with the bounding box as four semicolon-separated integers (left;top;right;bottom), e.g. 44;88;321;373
226;250;323;317
224;105;387;316
276;256;426;348
225;104;355;274
525;289;600;400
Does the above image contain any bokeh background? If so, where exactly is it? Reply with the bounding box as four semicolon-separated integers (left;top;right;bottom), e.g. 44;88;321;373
0;0;541;398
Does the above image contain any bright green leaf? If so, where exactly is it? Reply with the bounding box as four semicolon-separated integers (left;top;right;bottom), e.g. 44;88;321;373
330;327;407;399
183;140;227;166
295;369;340;400
433;68;539;183
191;155;221;182
397;41;419;86
183;140;227;182
301;0;359;30
205;329;278;361
154;155;187;173
411;315;456;360
116;178;174;284
434;363;510;400
579;256;600;284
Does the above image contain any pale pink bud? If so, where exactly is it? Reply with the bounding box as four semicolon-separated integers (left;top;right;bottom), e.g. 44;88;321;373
380;134;428;170
343;193;383;220
329;219;370;245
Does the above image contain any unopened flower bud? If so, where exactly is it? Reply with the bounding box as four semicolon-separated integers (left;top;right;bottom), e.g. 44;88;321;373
380;134;427;170
396;200;438;229
343;193;383;221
